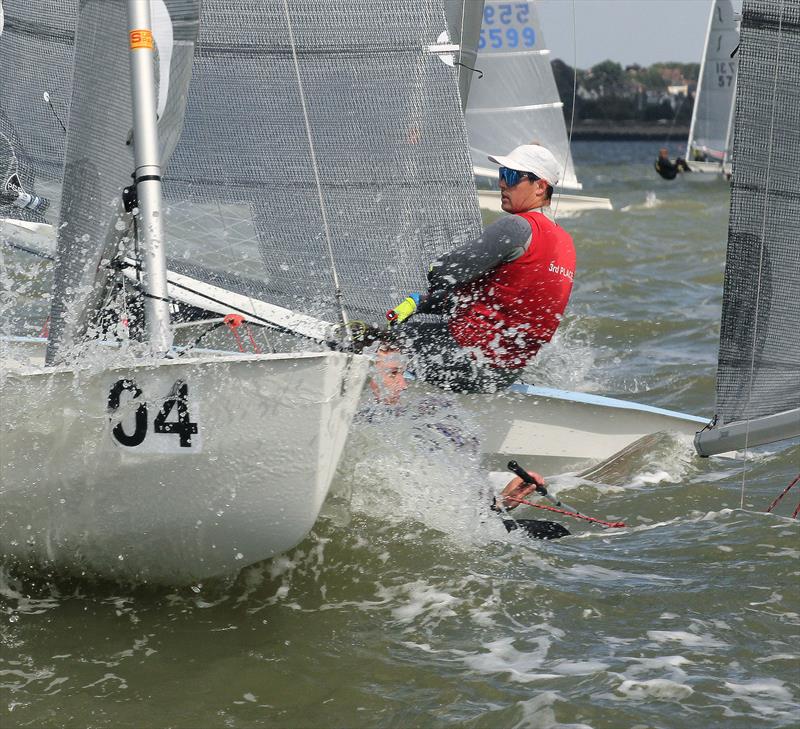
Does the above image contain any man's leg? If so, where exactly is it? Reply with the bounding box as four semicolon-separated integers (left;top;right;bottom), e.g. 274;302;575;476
394;321;517;393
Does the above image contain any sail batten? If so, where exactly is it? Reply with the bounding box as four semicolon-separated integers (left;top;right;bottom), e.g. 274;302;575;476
696;0;800;456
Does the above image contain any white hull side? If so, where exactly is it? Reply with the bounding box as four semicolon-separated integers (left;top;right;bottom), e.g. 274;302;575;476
459;384;707;472
0;350;369;584
476;189;612;216
687;160;729;176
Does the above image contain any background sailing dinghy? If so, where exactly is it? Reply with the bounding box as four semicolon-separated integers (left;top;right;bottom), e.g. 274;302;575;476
465;0;612;216
693;0;800;459
0;0;486;584
684;0;740;177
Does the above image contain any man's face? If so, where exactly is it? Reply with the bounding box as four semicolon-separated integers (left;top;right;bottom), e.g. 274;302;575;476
499;175;549;213
369;348;407;405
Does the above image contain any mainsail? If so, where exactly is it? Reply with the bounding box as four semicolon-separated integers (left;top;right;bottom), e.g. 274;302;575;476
686;0;740;163
4;1;482;359
0;1;74;215
159;0;483;325
695;0;800;456
466;0;580;190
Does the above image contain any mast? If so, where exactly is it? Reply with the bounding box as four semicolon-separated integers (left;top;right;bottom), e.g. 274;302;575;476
127;0;172;354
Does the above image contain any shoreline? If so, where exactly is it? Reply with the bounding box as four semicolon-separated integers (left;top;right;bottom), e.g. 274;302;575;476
569;123;690;141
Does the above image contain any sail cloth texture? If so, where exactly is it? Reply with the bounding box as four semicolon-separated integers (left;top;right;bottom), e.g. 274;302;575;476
687;0;739;162
465;0;580;190
5;1;481;350
715;0;800;427
0;0;75;216
45;0;200;364
161;0;482;324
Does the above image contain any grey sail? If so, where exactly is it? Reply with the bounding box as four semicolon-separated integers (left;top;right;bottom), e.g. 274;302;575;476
695;0;800;456
7;1;481;355
686;0;739;163
160;0;482;324
0;0;75;220
0;0;75;338
45;0;200;364
466;0;580;189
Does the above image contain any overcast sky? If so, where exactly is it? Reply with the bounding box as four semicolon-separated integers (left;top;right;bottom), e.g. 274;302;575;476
535;0;720;69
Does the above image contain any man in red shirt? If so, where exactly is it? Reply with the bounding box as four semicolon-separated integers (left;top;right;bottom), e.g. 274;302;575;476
386;144;576;393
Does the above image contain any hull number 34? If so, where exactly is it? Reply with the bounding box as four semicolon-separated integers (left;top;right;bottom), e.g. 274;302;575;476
108;378;201;453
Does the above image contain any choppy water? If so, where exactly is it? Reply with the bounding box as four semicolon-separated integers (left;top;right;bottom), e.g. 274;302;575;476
2;141;798;728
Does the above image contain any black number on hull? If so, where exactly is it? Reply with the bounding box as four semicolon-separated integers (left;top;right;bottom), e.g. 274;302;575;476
108;379;148;447
153;380;199;448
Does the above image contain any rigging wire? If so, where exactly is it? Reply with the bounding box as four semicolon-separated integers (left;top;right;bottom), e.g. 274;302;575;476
741;0;785;509
281;0;350;332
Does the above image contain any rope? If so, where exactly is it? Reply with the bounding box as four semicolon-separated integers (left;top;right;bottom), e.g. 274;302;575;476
281;0;350;331
765;473;799;515
505;495;626;528
741;0;785;509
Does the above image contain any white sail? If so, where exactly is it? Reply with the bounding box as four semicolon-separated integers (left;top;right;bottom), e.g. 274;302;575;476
686;0;740;164
466;0;580;190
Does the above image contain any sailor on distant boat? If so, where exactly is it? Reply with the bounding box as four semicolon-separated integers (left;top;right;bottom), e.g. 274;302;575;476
384;144;576;393
655;147;692;180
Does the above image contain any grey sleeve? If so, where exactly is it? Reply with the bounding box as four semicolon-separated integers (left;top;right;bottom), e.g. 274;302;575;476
427;215;532;290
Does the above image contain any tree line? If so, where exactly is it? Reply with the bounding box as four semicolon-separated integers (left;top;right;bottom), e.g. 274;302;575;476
551;59;701;124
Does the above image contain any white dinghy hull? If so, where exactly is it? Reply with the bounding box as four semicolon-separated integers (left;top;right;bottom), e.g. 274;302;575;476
0;350;368;584
461;384;707;473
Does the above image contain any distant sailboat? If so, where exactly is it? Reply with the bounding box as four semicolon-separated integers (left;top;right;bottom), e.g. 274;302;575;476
466;0;611;215
685;0;740;176
694;0;800;456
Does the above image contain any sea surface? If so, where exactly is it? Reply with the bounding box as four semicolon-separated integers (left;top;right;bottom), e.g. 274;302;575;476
2;141;798;728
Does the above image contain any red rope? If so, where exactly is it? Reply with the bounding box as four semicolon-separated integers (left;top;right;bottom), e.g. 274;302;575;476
765;473;799;514
244;323;262;354
506;496;626;528
223;314;261;353
223;314;246;352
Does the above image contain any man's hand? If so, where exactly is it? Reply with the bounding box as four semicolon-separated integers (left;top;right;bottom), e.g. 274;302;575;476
386;293;421;326
498;471;546;510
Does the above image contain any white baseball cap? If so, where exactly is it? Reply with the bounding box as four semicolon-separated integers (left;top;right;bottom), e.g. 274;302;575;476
488;144;561;186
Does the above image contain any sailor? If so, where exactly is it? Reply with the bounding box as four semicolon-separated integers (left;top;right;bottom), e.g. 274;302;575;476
385;143;576;393
654;147;691;180
491;467;570;540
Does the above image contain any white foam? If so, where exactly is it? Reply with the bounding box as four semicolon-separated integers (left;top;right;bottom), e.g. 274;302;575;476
647;630;728;649
462;636;556;683
616;678;693;700
512;691;596;729
550;660;610;675
723;679;792;700
379;580;459;624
